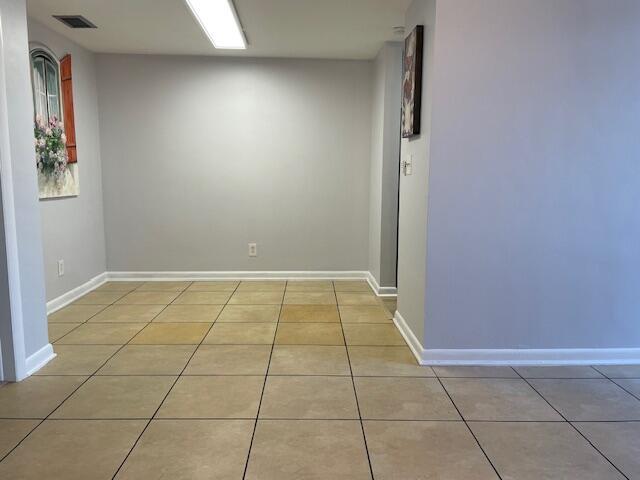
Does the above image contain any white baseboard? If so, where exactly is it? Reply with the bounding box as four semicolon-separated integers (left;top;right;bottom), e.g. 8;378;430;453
393;311;640;366
24;343;56;377
366;272;397;297
108;271;370;281
46;272;108;314
45;271;390;316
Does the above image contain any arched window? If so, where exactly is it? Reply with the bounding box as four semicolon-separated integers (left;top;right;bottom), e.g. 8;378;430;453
30;48;62;121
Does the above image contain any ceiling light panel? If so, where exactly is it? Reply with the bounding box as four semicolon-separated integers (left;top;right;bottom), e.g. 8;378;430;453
184;0;246;49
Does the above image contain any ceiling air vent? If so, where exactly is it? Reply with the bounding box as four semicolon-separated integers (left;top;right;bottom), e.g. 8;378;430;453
53;15;97;29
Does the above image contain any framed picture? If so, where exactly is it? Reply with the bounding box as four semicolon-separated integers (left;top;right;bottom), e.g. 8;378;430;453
401;25;424;138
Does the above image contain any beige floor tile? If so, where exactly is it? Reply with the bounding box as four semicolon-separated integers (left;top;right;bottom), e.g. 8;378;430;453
339;305;391;323
593;365;640;378
574;422;640;479
98;345;196;375
35;345;120;375
470;421;624;480
365;421;498;480
530;379;640;421
136;281;192;292
260;376;358;419
153;305;223;323
115;419;254;480
336;292;379;306
157;376;264;418
269;345;350;375
52;376;175;419
0;420;146;479
173;291;232;305
279;304;339;323
48;304;107;323
433;366;519;378
343;324;405;346
283;291;336;305
73;291;127;305
355;377;460;420
217;305;280;323
203;323;277;344
441;378;563;421
333;280;372;292
48;323;81;342
94;281;144;292
184;345;271;375
237;280;286;291
0;419;39;458
115;291;180;305
0;376;86;418
515;366;604;378
55;323;147;345
245;420;371;480
275;323;344;345
129;323;211;345
228;291;284;305
349;346;434;377
286;280;334;291
88;304;165;323
187;280;240;291
613;378;640;397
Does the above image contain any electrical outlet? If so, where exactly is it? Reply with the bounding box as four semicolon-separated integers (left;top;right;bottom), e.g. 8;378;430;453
248;243;257;257
57;259;65;277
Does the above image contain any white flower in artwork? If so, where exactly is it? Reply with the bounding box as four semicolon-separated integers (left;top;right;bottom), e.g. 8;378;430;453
45;128;52;135
59;121;64;129
61;133;67;144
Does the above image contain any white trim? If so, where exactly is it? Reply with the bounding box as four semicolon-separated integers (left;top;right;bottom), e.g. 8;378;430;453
365;271;397;297
108;271;370;281
24;343;55;376
393;310;425;362
393;311;640;366
46;272;108;315
0;30;27;381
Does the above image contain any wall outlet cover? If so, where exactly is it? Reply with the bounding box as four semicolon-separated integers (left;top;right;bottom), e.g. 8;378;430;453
248;243;257;257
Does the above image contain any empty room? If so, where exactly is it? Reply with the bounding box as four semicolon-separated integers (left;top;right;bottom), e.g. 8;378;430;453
1;0;640;478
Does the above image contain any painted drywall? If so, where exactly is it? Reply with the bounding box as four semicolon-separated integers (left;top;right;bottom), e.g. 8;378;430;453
97;55;372;272
396;0;436;342
27;20;107;301
0;181;11;379
0;0;49;372
423;0;640;349
369;42;402;289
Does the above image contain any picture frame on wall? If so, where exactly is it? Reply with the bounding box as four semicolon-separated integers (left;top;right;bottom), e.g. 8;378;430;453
401;25;424;138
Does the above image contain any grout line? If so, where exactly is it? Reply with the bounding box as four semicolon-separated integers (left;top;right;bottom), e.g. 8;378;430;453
512;370;630;479
435;376;503;479
333;281;376;480
596;370;640;403
241;281;286;479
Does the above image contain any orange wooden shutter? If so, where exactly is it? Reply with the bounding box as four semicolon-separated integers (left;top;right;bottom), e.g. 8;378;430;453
60;54;77;164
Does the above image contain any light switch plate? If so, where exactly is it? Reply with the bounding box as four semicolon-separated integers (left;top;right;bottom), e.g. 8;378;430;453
248;243;257;257
403;154;413;176
58;259;65;277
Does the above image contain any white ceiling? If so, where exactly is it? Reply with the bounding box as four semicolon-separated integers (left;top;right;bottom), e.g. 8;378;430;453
26;0;411;59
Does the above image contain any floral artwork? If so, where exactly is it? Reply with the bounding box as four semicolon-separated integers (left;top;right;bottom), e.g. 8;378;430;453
34;115;78;199
401;25;424;138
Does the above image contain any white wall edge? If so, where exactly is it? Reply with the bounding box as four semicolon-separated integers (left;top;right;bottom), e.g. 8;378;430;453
46;272;108;314
393;311;640;366
24;342;55;377
108;271;371;281
366;271;397;297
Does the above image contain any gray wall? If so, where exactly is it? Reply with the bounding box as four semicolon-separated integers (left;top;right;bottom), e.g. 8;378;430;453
0;0;49;369
28;20;107;301
396;0;436;342
97;55;373;272
368;43;401;289
423;0;640;349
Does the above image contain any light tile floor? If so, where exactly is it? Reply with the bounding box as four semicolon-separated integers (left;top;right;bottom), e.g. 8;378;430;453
0;280;639;478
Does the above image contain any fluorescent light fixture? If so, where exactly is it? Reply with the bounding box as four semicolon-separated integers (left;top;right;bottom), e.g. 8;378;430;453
184;0;246;49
